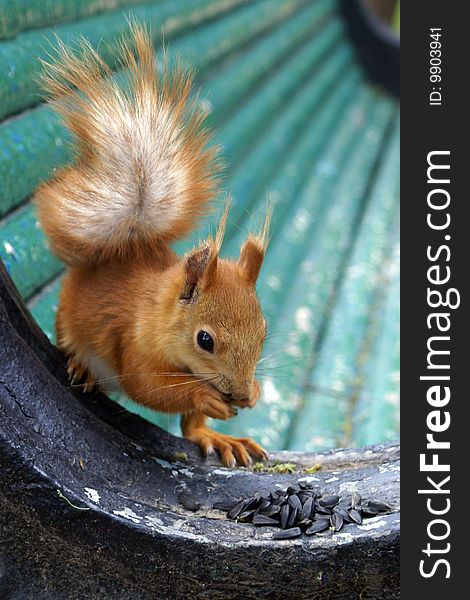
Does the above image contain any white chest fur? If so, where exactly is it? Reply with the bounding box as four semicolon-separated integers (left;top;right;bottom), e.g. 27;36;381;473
86;354;122;392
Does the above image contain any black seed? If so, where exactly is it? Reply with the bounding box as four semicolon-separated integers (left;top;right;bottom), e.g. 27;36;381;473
288;495;302;512
286;486;299;496
275;490;285;497
287;507;298;528
334;507;353;523
361;506;381;517
300;497;314;521
273;527;302;540
253;514;279;526
298;492;313;504
351;492;362;509
316;505;333;515
299;481;314;490
319;495;340;508
280;504;290;529
257;499;271;512
330;512;344;531
227;499;247;519
367;500;391;512
237;510;255;522
305;520;329;535
178;492;200;511
297;518;313;527
349;508;362;524
262;505;281;518
244;496;260;511
213;499;238;511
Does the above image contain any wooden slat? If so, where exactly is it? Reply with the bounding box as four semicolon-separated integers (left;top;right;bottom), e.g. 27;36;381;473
0;204;62;299
0;0;309;120
28;275;62;341
225;91;395;449
287;117;400;451
0;0;147;40
351;231;400;447
0;0;320;217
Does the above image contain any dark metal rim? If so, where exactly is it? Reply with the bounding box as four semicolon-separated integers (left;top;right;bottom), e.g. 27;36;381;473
0;261;399;599
340;0;400;98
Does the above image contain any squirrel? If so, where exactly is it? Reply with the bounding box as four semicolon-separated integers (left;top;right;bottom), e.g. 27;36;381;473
34;25;271;468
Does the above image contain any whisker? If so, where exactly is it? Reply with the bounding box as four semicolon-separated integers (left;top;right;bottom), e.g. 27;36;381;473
66;371;217;389
132;375;219;402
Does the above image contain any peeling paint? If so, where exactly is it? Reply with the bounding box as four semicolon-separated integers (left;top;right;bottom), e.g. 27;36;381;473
358;518;387;531
84;488;100;503
113;507;141;524
144;515;164;528
179;468;194;478
212;469;238;478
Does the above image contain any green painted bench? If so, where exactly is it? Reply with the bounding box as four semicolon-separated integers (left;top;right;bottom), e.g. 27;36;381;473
0;0;399;453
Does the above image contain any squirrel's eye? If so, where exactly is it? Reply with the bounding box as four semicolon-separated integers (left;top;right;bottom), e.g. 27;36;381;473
197;330;214;353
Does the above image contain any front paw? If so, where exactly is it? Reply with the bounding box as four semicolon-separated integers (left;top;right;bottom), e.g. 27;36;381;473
189;428;269;468
200;391;238;420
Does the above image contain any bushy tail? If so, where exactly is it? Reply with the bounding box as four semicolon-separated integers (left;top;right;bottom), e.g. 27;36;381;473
35;24;220;265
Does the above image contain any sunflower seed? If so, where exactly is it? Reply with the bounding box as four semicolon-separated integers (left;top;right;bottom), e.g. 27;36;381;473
280;504;290;529
297;518;313;527
299;481;314;490
227;499;247;519
334;507;353;523
351;492;362;509
257;499;271;512
298;491;313;504
262;505;281;518
367;500;391;512
244;496;261;511
330;512;344;531
361;506;381;517
178;492;200;511
238;510;255;522
288;495;302;512
252;514;278;526
349;508;362;524
316;505;333;515
300;497;314;521
273;527;302;540
287;507;298;528
286;486;299;496
319;495;340;508
305;520;329;535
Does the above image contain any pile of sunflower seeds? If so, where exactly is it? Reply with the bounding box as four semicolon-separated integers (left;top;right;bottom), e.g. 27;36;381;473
211;482;391;540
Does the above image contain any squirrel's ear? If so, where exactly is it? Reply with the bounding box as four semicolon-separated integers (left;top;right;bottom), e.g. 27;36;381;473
180;242;218;303
238;237;266;285
238;207;271;285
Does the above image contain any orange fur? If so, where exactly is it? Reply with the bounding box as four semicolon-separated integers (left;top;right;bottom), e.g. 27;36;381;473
36;25;271;467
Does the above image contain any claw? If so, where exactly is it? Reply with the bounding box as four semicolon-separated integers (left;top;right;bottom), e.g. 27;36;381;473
184;426;268;468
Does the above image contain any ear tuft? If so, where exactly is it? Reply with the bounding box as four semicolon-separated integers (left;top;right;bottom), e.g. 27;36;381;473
238;205;271;285
180;242;217;303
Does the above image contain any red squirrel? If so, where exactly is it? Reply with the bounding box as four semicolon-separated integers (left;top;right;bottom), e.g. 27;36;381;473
34;25;270;467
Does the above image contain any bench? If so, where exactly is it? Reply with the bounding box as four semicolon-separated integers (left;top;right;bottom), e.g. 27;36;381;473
0;1;399;597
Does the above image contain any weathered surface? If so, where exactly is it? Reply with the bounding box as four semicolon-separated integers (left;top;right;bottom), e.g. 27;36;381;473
0;263;399;599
